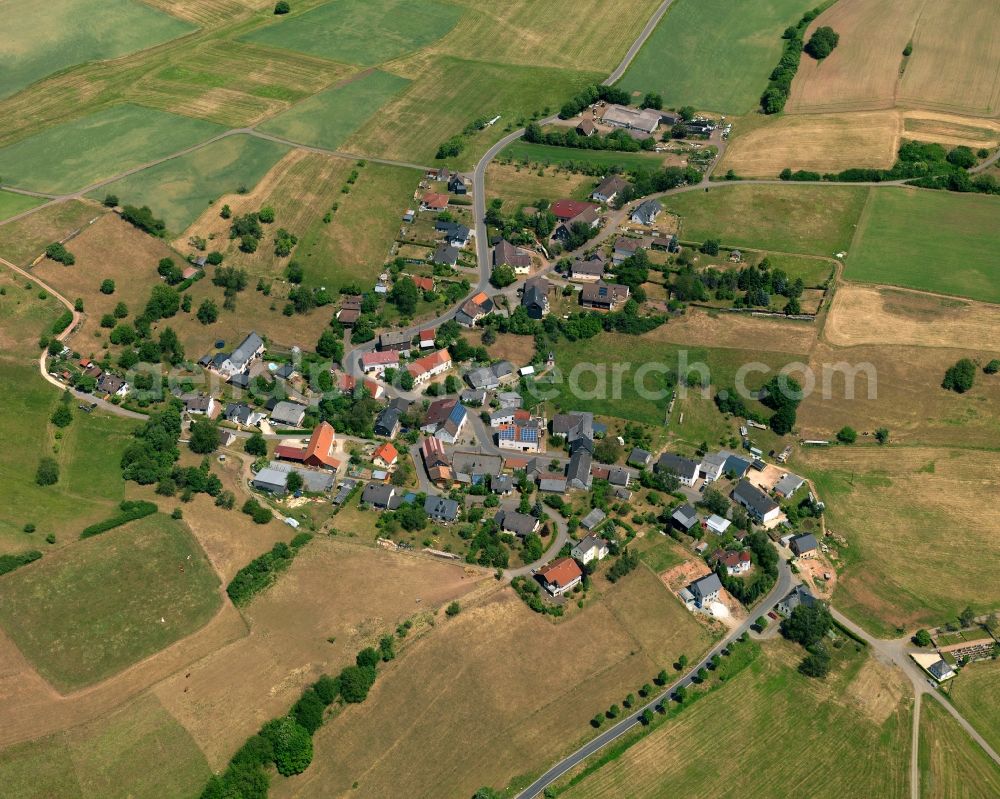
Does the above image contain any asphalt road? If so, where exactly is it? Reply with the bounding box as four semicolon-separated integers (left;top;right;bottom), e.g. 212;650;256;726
516;556;795;798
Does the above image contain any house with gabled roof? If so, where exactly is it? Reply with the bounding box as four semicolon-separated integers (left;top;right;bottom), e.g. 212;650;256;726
360;350;399;375
455;291;494;327
421;192;449;212
579;508;606;532
493;240;532;274
688;572;723;608
656;453;700;486
570;253;606;282
407;349;452;385
790;533;818;558
373;441;398;468
592;175;630;204
631;199;662;226
732;479;781;524
538;557;583;596
435;402;468;444
496;509;540;537
580;281;630;311
774;473;806;498
671;503;699;532
572;534;609;565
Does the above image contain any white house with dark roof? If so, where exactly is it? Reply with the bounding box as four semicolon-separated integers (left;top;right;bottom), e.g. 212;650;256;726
774;473;806;498
630;199;662;226
212;331;264;379
572;534;609;564
790;533;818;558
688;573;723;608
655;453;700;486
732;479;781;524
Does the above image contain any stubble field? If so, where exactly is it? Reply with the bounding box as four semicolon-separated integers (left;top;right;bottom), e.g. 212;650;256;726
800;447;1000;636
282;565;713;799
559;642;911;799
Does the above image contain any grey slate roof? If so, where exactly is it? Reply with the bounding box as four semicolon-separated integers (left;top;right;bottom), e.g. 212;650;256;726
567;449;593;489
580;508;606;530
671;503;698;530
656;452;700;478
424;495;460;522
690;572;723;599
774;473;805;497
790;533;818;555
270;401;308;427
628;447;651;467
229;332;264;370
732;479;779;519
362;483;400;509
496;509;539;536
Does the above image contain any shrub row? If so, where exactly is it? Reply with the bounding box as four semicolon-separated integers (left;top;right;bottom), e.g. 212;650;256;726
226;533;312;606
0;549;42;576
557;83;631;120
760;7;825;113
79;500;158;539
51;310;73;335
199;646;382;798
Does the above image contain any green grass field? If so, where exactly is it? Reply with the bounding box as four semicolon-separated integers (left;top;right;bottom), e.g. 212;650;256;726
847;188;1000;303
0;0;194;100
540;332;800;426
91;134;289;235
345;57;602;168
0;273;135;549
0;514;220;691
560;643;911;798
0;191;43;222
0;105;225;195
919;698;1000;798
295;161;420;291
765;253;835;287
241;0;463;66
503;140;667;173
945;659;1000;756
258;70;410;150
618;0;809;114
666;184;869;257
0;693;211;799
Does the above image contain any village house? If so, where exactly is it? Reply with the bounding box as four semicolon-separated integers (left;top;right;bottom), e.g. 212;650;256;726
630;199;662;226
496;509;540;538
274;421;339;469
569;253;606;282
700;451;731;483
491;473;514;495
576;119;597;137
269;401;307;428
628;447;651;468
911;652;957;683
421;398;459;434
182;393;218;418
538;557;583;596
209;331;265;380
776;585;817;616
572;534;610;564
671;503;699;533
732;478;781;525
407;349;453;385
455;291;494;327
612;237;643;264
789;533;818;558
362;482;402;510
96;372;129;398
435;402;468;445
601;104;661;134
551;199;599;223
425;495;460;523
436;219;471;247
360;350;399;375
521;277;550;319
567;448;593;490
224;402;264;428
465;360;515;391
451;452;502;485
688;573;723;608
774;473;806;498
493;239;532;274
497;415;544;453
419;327;436;349
374;406;403;439
433;244;460;267
372;441;399;469
448;173;468;195
553;206;601;241
420;192;449;212
538;473;568;493
713;549;752;576
491;407;528;428
591;175;631;204
656;453;700;487
377;330;412;355
580;281;630;311
420;437;453;485
705;514;731;536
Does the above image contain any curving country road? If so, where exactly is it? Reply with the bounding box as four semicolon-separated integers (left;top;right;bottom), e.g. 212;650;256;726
516;557;795;799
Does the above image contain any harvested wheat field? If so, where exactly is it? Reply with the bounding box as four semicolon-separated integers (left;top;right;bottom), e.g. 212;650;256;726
721;112;901;177
155;538;490;769
144;0;270;27
902;111;1000;149
559;642;911;799
787;0;922;114
801;446;1000;637
825;284;1000;351
797;338;1000;450
899;0;1000;117
282;566;713;799
643;309;817;355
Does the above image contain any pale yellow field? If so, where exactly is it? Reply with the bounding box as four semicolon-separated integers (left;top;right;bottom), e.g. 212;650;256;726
143;0;270;27
899;0;1000;117
282;566;714;799
787;0;921;113
721;111;900;176
800;446;1000;636
486;162;594;213
902;111;1000;149
824;284;1000;352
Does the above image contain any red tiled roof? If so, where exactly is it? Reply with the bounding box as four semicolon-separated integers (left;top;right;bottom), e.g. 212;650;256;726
412;276;434;292
303;421;340;469
373;441;398;465
361;350;399;367
275;443;307;462
538;557;583;588
551;199;598;221
422;192;449;210
407;348;452;378
419;327;436;342
337;373;356;392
